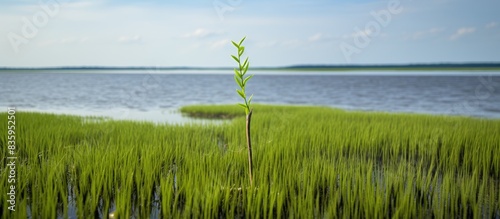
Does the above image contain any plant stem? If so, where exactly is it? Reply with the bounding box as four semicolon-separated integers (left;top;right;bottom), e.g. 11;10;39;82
246;108;254;186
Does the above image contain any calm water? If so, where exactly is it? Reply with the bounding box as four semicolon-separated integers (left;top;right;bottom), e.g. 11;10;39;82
1;70;500;122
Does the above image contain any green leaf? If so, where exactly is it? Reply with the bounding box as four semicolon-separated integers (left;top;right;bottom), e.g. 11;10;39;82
234;74;243;87
243;74;253;86
234;69;243;78
242;57;249;70
248;94;253;104
238;37;246;46
238;47;245;57
237;89;246;99
243;62;249;75
238;103;246;109
245;108;249;115
231;55;239;63
231;41;239;48
235;70;243;81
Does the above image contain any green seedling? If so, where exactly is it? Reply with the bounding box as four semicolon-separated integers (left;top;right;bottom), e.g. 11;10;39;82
231;36;255;186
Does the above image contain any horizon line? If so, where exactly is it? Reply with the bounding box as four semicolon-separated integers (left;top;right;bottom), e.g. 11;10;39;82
2;62;500;70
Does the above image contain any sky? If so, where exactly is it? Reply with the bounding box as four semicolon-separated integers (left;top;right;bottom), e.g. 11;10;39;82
0;0;499;67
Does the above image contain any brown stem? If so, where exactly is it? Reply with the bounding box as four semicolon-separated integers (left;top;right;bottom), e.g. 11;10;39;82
246;109;254;186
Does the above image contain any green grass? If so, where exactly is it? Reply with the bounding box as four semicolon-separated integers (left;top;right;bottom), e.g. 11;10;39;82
1;105;499;218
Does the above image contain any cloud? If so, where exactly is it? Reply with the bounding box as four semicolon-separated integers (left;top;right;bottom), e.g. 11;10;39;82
61;37;89;44
38;37;89;46
307;33;340;44
409;27;444;40
450;27;475;40
64;1;99;9
255;41;277;48
342;27;390;41
343;29;372;39
183;28;223;38
117;35;142;44
38;40;58;47
280;39;301;47
210;39;229;49
486;22;497;29
308;33;323;42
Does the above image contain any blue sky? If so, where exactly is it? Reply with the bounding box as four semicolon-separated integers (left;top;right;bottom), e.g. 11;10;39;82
0;0;499;67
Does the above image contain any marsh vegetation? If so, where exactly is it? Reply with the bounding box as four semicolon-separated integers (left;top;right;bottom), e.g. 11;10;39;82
0;104;499;218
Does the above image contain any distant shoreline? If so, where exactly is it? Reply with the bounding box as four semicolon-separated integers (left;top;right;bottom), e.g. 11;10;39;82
1;63;500;72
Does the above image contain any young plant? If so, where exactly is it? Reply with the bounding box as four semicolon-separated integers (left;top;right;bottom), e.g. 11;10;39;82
231;37;255;186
